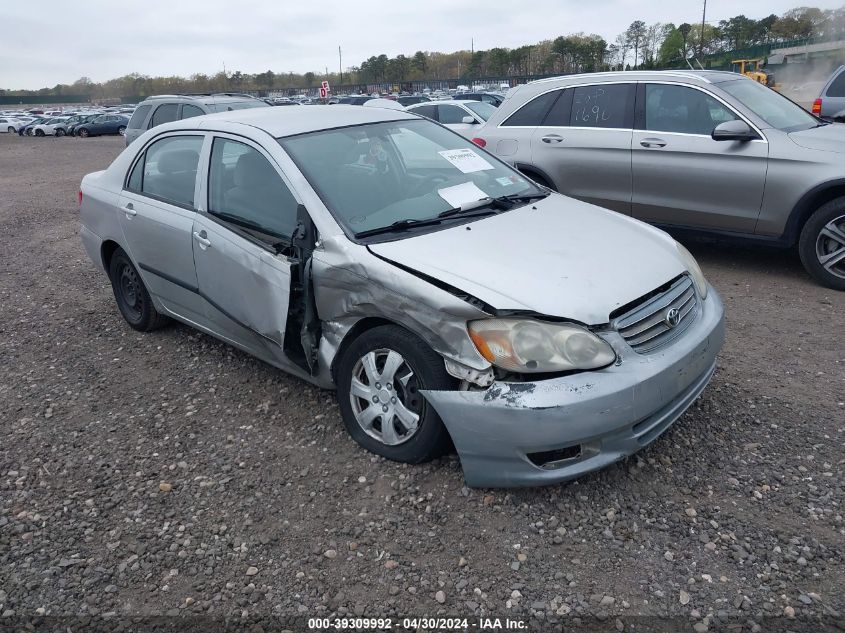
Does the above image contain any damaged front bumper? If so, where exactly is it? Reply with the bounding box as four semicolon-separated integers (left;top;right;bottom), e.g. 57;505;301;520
421;287;725;488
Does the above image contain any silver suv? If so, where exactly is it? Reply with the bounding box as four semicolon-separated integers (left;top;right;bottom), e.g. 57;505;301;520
814;65;845;122
475;71;845;290
124;93;269;146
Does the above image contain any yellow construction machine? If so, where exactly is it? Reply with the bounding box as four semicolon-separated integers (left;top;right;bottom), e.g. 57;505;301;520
732;59;780;91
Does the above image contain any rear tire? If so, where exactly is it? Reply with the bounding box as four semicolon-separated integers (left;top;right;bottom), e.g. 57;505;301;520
108;248;170;331
117;126;126;135
56;128;65;137
336;325;455;464
798;196;845;291
7;126;14;134
35;129;44;137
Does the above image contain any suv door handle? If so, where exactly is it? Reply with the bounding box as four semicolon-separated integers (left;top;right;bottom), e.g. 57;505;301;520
193;231;211;249
640;138;667;148
122;202;136;217
541;134;564;144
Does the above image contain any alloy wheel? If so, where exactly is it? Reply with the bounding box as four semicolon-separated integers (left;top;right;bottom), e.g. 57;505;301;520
815;214;845;280
349;349;423;446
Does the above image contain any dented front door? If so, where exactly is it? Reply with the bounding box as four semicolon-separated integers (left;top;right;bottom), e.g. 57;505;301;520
191;214;293;363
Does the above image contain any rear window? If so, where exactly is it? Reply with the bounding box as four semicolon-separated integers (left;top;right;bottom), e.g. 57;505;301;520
502;90;560;126
826;69;845;97
128;104;151;129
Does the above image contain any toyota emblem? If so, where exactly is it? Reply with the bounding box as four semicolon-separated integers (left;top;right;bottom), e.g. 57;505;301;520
664;308;681;328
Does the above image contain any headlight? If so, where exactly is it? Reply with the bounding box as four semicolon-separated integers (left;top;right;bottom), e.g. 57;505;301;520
675;242;708;299
468;319;616;373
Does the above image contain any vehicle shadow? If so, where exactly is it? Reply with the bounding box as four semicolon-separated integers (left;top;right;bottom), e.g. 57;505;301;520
670;234;811;285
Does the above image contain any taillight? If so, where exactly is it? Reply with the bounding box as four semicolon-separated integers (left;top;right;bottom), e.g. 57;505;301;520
78;190;83;207
812;98;822;115
471;137;486;148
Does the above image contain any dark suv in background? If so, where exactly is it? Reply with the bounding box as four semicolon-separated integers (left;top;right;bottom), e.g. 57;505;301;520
124;93;269;146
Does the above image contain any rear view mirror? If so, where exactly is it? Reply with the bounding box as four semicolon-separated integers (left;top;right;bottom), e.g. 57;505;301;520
461;115;477;124
712;120;757;142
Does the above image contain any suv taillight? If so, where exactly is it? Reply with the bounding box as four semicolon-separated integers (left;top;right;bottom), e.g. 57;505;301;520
78;190;83;207
471;137;486;148
812;98;822;115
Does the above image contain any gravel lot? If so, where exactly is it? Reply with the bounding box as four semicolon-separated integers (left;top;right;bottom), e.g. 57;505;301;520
1;133;844;631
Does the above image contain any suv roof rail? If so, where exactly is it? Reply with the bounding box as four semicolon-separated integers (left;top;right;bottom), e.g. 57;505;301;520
142;92;260;101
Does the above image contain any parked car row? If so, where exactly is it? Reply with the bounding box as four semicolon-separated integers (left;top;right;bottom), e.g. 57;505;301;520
1;108;132;138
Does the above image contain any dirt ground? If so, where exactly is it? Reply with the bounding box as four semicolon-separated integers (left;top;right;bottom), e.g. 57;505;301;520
1;133;843;632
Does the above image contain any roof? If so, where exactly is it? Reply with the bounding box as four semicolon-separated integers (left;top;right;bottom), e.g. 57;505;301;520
197;104;419;137
530;70;743;85
409;99;475;106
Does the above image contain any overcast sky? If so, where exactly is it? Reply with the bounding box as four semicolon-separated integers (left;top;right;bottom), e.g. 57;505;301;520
1;0;841;89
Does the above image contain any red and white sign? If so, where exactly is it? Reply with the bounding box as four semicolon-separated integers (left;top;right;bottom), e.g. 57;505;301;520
321;80;330;91
319;87;328;99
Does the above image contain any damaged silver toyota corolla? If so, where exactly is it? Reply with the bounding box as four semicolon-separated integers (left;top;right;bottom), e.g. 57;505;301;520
79;105;725;487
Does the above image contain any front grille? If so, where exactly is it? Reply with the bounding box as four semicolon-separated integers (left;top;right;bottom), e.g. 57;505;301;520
613;275;698;353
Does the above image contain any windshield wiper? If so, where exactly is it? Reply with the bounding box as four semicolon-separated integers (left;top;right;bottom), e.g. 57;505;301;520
354;217;444;239
494;191;551;204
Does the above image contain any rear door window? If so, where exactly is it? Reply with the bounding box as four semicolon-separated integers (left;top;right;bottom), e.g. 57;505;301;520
129;135;204;207
150;103;179;128
438;104;469;124
181;104;205;119
128;104;151;129
411;104;437;119
570;84;634;128
502;90;561;126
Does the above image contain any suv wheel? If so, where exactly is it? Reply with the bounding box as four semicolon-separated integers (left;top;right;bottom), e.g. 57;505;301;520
56;128;65;137
336;326;454;463
78;128;89;138
117;126;126;135
34;129;44;137
799;197;845;290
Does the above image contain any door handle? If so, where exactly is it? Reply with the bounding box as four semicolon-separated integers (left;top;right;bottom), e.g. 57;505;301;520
640;138;667;148
542;134;564;144
122;202;136;217
193;231;211;248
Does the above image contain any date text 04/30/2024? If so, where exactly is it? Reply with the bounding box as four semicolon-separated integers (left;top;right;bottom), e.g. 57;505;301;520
307;617;527;630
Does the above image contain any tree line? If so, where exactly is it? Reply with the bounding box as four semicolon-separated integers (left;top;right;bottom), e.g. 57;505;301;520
2;6;843;99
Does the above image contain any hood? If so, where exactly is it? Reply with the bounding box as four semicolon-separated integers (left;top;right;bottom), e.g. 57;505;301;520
789;123;845;154
368;195;686;325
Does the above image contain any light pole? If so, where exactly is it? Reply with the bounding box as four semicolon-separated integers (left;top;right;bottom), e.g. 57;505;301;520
339;46;343;86
699;0;707;60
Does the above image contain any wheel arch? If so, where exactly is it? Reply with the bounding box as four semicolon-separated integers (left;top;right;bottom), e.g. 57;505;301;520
100;239;123;275
329;317;400;382
513;162;557;191
784;180;845;246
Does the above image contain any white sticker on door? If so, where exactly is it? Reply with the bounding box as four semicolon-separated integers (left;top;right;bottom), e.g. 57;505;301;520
437;148;494;173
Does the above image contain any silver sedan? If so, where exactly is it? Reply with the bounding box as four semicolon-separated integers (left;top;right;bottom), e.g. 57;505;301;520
78;105;724;487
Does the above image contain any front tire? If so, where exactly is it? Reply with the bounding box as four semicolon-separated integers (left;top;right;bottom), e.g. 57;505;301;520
78;128;89;138
117;126;126;135
7;126;14;134
56;128;65;137
34;129;44;137
336;325;455;464
108;248;170;331
798;197;845;290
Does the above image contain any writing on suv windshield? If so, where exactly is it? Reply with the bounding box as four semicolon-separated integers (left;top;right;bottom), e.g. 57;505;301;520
280;119;545;239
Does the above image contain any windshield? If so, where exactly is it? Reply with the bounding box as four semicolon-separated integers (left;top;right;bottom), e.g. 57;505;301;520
465;101;496;121
280;119;543;239
718;78;819;132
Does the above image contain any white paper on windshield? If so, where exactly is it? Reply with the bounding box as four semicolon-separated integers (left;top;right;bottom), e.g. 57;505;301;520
437;148;494;173
437;181;489;208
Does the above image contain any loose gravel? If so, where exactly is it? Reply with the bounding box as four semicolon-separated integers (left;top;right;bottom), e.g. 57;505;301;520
1;133;844;631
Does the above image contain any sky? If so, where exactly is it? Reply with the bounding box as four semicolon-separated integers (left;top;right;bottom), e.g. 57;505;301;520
1;0;842;90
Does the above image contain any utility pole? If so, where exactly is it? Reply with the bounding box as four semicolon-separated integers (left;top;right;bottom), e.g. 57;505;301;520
699;0;707;59
471;38;474;55
339;46;343;86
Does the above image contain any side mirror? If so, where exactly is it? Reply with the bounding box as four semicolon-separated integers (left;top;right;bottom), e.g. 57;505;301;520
461;115;477;124
712;120;757;142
